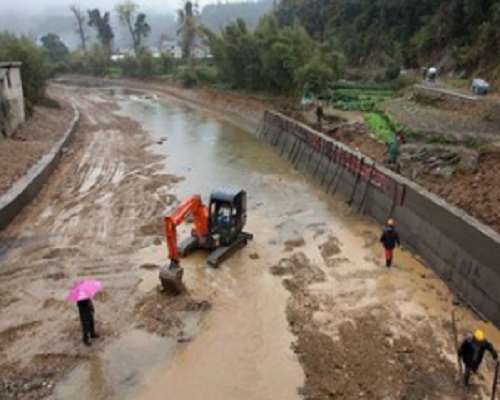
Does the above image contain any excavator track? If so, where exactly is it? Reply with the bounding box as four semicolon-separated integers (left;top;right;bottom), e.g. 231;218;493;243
207;232;253;267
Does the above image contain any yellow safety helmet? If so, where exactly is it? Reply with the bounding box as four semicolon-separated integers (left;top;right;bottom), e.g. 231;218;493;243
387;218;395;226
474;329;485;342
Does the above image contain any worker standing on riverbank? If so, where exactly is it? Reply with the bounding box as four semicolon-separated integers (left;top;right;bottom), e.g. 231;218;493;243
380;218;400;268
458;329;498;387
315;102;324;128
387;130;405;170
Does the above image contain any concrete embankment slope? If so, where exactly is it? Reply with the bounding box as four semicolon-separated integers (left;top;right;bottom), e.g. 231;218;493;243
0;105;79;231
258;110;500;327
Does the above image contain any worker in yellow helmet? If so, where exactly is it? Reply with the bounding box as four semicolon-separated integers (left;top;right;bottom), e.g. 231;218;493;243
458;329;498;386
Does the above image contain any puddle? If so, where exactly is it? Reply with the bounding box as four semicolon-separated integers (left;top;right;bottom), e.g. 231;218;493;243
54;330;177;400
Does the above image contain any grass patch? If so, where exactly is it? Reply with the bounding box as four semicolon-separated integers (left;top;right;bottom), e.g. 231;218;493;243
364;112;394;143
323;85;396;112
107;67;123;78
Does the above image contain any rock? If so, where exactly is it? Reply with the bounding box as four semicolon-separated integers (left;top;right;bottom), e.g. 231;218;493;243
249;252;260;260
284;236;305;248
431;166;455;180
140;263;160;270
457;149;479;173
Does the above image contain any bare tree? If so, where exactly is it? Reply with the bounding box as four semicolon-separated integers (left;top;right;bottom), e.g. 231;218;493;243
115;1;151;55
70;4;88;51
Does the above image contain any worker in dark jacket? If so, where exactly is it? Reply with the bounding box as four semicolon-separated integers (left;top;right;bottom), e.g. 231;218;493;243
458;329;498;386
380;218;400;267
315;103;324;128
77;299;99;346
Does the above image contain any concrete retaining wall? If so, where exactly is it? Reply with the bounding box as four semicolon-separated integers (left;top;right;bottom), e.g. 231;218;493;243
257;110;500;327
0;63;26;137
0;105;80;231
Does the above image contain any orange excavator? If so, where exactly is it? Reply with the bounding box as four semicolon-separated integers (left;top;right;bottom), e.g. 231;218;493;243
159;188;253;293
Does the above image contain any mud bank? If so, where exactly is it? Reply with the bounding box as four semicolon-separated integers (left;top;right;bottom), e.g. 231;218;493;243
258;110;500;328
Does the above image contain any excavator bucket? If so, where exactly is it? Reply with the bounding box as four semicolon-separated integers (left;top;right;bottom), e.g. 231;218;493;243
159;262;185;295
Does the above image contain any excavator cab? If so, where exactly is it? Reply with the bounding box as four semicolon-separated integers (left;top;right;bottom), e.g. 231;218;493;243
209;189;247;246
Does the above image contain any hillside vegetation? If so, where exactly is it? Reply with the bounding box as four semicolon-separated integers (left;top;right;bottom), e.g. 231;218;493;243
276;0;500;81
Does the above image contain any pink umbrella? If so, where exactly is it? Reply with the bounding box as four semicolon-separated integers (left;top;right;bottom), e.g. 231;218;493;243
67;280;102;302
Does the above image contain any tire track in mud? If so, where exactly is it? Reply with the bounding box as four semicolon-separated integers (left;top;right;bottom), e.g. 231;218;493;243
0;87;182;399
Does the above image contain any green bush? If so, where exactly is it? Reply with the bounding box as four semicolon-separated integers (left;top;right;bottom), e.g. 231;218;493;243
157;53;175;75
67;47;108;77
194;65;218;83
295;54;335;94
137;50;154;78
175;66;199;87
107;66;123;78
118;56;139;77
385;63;401;81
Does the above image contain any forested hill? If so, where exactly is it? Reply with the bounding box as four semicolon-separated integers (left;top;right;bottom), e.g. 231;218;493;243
276;0;500;80
201;0;274;32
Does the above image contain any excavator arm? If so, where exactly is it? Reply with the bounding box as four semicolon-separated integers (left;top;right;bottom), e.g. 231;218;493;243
164;195;209;266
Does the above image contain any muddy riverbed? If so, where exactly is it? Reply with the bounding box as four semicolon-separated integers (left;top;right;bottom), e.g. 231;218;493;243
0;84;499;400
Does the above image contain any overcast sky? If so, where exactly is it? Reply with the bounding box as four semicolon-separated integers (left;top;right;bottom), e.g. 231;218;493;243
0;0;219;16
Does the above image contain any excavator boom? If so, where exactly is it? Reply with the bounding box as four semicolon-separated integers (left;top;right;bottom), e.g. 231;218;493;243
164;195;209;264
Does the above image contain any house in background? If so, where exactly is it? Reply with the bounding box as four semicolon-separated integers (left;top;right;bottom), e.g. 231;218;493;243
191;44;212;60
0;62;25;138
161;40;183;59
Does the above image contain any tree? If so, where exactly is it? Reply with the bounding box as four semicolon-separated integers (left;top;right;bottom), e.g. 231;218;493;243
116;1;152;55
177;1;200;60
116;1;139;47
205;15;341;93
70;5;88;51
134;13;151;51
88;9;114;56
40;33;69;64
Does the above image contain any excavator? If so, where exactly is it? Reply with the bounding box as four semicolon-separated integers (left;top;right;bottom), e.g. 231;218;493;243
159;188;253;294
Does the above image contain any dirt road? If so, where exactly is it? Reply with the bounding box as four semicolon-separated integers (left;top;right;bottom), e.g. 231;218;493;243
1;83;499;400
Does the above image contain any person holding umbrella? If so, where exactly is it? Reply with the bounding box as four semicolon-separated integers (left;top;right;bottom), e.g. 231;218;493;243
68;280;102;346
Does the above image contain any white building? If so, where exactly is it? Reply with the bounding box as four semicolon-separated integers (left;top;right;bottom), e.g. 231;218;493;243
161;41;183;59
0;62;25;138
191;44;211;60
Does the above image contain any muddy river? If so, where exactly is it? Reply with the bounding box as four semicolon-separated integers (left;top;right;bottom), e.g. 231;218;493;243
3;86;496;400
